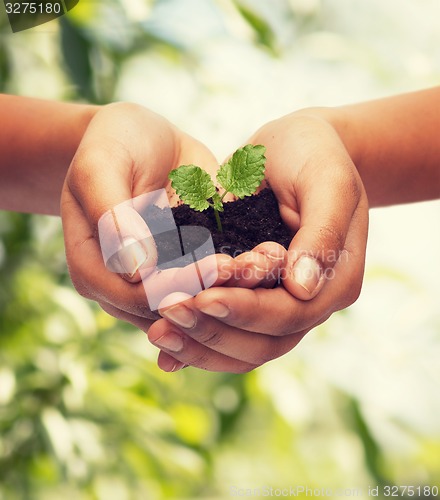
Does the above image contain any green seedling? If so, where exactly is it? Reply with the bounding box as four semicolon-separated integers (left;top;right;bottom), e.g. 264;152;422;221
168;144;266;232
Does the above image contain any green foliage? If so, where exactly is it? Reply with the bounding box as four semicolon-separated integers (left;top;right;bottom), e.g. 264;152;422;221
347;398;387;487
60;17;95;103
233;1;278;56
217;144;266;199
169;144;266;232
0;213;254;498
168;164;216;212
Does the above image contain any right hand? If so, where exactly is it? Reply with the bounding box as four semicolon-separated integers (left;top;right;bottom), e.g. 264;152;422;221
147;111;370;372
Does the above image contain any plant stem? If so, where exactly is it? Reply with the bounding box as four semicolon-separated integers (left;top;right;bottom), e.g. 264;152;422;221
220;190;229;202
213;208;223;233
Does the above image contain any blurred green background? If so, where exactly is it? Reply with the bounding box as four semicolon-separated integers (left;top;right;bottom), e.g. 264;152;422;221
0;1;440;498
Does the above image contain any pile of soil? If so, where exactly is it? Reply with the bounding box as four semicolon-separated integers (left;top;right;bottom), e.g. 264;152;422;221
144;189;293;268
174;188;292;255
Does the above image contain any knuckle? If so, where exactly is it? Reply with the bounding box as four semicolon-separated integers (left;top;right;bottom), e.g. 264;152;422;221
344;171;362;202
332;162;362;203
68;149;96;186
127;302;156;319
186;352;212;371
317;222;346;254
197;329;224;347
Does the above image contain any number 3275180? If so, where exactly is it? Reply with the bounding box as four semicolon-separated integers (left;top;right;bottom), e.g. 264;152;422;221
5;3;62;14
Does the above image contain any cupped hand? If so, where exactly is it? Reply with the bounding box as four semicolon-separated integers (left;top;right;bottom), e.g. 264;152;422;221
61;103;244;328
149;111;369;372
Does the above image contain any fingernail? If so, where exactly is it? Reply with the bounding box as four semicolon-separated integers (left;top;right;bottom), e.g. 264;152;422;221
171;362;186;372
118;237;147;277
198;302;230;318
252;265;271;281
161;358;186;372
291;256;322;294
265;253;285;262
202;268;218;287
161;306;196;329
154;332;184;353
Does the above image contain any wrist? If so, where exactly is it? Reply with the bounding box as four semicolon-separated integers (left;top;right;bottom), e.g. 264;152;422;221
285;106;361;164
0;96;100;215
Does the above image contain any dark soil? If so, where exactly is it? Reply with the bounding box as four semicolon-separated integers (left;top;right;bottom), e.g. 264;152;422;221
144;189;293;269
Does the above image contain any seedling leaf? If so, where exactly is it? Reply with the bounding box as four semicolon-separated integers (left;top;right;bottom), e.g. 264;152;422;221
212;192;224;212
169;165;216;212
168;144;267;233
217;144;266;199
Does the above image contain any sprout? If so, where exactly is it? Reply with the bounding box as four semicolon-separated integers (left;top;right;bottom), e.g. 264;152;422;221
169;144;266;232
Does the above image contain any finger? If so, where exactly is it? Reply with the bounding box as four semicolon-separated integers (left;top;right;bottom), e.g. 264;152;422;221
223;247;284;289
285;156;365;300
63;197;239;317
98;203;158;282
67;151;158;283
197;286;308;335
194;205;367;336
140;254;237;311
252;241;287;261
153;308;331;373
153;297;303;365
157;352;187;373
148;318;258;373
99;301;156;331
247;241;287;288
62;192;157;318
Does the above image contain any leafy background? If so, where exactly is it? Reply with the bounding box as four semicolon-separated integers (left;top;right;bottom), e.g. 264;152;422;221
0;0;440;498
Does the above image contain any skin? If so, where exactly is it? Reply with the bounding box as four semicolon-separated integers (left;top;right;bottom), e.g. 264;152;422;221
150;88;440;373
0;94;97;215
0;96;280;334
1;89;439;374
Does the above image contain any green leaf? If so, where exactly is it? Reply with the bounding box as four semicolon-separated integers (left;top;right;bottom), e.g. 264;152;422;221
60;17;95;102
169;165;216;212
212;192;224;212
233;2;278;56
216;144;266;199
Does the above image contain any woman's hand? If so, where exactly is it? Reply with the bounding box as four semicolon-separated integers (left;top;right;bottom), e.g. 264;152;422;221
148;111;369;372
61;102;232;328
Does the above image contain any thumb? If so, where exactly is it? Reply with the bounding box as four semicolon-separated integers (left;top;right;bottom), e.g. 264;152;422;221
98;199;160;282
66;104;182;282
283;165;364;301
66;144;168;283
